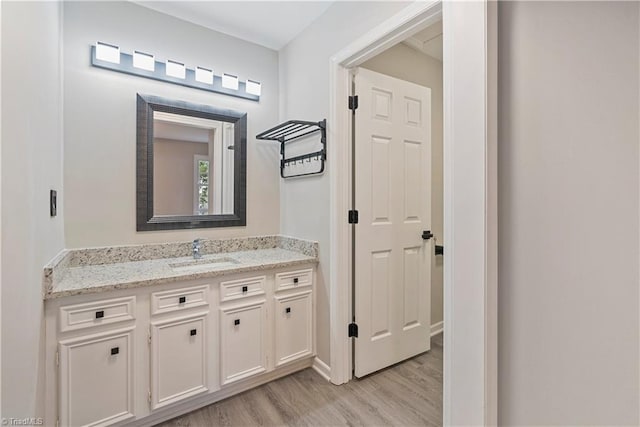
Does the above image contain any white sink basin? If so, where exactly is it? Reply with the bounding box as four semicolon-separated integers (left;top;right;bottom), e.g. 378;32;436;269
169;257;240;273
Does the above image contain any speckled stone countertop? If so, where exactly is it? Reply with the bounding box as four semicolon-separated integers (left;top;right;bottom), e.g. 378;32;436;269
43;236;318;299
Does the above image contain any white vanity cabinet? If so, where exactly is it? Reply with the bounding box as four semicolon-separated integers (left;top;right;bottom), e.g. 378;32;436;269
220;299;268;384
273;269;314;367
149;285;210;410
45;263;315;427
55;297;137;427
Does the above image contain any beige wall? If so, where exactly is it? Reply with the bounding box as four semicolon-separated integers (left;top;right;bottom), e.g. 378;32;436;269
63;1;280;248
1;1;65;418
361;42;444;327
499;1;639;424
279;0;411;366
153;138;208;216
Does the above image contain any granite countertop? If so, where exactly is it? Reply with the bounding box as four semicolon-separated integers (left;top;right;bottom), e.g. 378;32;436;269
43;235;318;299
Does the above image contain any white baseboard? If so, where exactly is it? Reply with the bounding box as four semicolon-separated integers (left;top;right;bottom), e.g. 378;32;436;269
430;321;444;337
312;357;331;382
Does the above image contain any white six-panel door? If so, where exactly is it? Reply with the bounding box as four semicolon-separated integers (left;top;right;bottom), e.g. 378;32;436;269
354;67;432;378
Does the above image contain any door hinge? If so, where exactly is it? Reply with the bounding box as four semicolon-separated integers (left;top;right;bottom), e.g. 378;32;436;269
348;322;359;338
349;95;359;111
348;210;359;224
55;350;59;367
148;326;151;345
148;389;152;404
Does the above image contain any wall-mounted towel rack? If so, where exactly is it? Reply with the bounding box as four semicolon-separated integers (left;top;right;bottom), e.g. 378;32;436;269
256;119;326;178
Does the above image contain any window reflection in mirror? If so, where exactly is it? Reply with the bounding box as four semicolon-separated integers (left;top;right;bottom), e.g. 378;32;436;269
152;112;235;216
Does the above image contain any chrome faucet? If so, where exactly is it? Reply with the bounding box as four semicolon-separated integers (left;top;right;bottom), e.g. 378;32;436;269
192;239;202;259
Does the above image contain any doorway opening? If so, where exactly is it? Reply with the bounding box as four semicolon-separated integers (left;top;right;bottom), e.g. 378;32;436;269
328;1;498;424
351;21;444;379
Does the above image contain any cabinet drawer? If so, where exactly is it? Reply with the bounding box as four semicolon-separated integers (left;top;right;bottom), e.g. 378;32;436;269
274;290;313;366
219;276;266;303
59;296;136;333
151;285;209;316
151;314;208;409
275;269;313;292
220;300;267;385
58;328;135;426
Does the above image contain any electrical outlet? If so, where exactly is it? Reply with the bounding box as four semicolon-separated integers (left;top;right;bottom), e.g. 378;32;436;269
50;190;57;217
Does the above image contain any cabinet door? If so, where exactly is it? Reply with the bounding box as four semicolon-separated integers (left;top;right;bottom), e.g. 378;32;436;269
220;300;267;385
274;290;313;366
59;328;135;427
151;314;208;409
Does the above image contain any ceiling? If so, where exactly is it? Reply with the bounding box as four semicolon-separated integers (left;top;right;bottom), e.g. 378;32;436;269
403;21;443;61
134;1;334;50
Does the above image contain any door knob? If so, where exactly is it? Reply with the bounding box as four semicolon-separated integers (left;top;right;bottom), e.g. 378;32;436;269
422;230;434;240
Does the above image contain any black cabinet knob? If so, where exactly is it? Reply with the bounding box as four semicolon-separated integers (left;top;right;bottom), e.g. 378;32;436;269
95;310;104;319
110;347;119;355
179;296;186;304
242;286;248;293
190;329;197;336
234;319;240;326
285;307;291;314
293;277;299;284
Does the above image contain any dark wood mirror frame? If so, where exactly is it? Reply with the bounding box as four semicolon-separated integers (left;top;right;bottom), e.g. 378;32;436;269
136;94;247;231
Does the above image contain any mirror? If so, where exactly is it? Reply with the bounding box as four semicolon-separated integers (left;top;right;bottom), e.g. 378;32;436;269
137;94;246;231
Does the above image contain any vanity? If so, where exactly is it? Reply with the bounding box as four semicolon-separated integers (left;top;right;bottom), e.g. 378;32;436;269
42;236;317;426
38;84;325;426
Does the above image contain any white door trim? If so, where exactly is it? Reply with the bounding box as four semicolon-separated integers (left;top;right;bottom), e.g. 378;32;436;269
328;1;498;425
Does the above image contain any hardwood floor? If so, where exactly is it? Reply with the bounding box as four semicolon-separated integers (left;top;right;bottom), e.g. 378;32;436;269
157;334;443;427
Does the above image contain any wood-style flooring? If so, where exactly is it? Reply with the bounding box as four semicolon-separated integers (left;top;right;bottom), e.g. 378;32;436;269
157;334;443;427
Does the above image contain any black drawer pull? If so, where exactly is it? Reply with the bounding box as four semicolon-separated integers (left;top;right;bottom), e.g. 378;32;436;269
234;319;240;326
190;329;197;336
179;296;186;304
110;347;119;355
285;307;291;314
242;286;248;293
293;277;299;284
95;310;104;319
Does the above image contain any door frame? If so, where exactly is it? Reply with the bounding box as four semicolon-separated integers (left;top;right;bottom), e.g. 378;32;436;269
328;1;498;425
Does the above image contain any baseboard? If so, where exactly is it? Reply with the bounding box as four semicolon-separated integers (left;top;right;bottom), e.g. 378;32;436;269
430;321;444;337
312;357;331;381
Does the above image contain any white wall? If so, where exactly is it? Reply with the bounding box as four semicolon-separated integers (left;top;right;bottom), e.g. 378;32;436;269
279;0;410;366
63;1;280;248
1;0;65;418
499;1;639;424
361;42;444;327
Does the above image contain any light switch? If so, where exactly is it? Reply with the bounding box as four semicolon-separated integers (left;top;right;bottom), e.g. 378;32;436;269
50;190;57;217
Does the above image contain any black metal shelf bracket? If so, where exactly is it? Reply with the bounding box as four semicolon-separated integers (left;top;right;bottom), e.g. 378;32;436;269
256;119;327;179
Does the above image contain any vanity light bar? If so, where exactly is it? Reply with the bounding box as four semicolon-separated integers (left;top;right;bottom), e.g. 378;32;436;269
90;42;260;102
